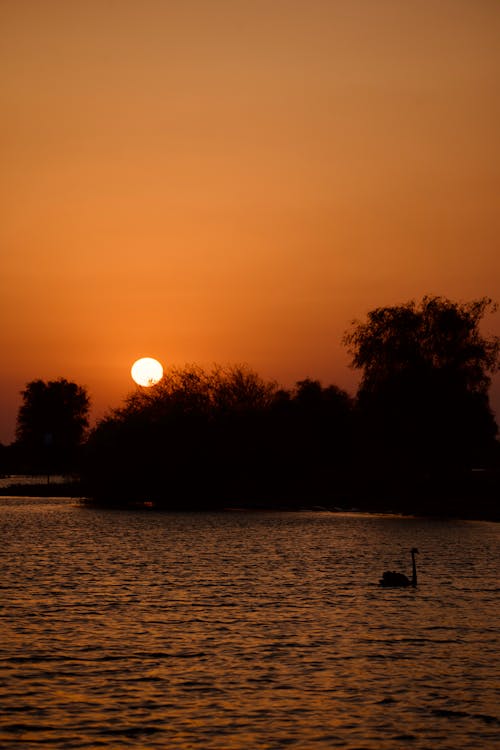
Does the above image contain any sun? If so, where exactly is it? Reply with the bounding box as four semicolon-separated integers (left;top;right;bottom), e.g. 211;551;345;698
131;357;164;387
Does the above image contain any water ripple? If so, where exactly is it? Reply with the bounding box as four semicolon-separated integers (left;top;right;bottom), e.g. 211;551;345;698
1;500;499;749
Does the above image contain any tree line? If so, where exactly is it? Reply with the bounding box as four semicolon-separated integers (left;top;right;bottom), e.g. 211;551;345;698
3;296;500;516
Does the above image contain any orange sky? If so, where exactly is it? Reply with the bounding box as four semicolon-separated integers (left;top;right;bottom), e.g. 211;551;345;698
1;0;500;444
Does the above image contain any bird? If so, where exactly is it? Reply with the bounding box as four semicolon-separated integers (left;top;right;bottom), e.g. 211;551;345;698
379;547;419;587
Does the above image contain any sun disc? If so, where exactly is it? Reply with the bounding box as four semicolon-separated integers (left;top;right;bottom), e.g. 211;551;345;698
131;357;163;387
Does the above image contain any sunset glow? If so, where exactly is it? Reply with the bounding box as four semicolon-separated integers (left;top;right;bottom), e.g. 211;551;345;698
1;0;500;442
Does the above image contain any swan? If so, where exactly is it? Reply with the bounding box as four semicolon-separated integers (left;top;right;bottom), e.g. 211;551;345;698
380;547;419;587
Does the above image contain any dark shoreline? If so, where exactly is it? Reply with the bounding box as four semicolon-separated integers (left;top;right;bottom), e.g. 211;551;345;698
0;481;82;497
1;481;498;522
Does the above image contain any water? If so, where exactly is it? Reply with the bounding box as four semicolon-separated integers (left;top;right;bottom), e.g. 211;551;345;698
1;498;499;749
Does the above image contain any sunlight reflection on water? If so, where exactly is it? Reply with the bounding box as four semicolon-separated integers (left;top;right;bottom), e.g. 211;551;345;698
1;498;499;749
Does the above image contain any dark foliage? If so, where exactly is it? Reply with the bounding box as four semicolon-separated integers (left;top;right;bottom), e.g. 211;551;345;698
31;295;499;519
16;378;90;474
82;365;354;508
343;296;500;504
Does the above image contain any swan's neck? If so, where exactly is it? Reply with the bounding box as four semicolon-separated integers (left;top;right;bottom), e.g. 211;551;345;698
411;552;417;587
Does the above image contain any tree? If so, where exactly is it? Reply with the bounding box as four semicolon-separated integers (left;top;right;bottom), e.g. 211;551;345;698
82;364;356;507
343;296;500;473
282;378;355;496
118;363;277;419
83;364;279;505
16;378;90;474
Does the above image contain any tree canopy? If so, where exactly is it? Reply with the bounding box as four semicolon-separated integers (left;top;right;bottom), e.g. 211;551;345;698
82;365;354;507
343;296;500;472
344;296;500;394
115;363;277;420
16;378;90;473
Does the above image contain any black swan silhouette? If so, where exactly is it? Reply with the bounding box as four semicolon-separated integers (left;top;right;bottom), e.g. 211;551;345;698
380;547;419;587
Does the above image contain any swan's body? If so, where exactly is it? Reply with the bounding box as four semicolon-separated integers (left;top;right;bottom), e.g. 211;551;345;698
380;548;419;588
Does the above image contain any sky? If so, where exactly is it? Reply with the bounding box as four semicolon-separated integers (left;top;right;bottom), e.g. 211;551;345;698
1;0;500;444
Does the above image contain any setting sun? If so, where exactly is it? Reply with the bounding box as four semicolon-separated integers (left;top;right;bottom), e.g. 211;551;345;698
131;357;163;387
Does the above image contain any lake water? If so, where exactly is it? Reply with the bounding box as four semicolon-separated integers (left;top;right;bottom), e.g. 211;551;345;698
1;497;499;749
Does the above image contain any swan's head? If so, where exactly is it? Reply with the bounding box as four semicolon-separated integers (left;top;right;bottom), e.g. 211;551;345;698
411;547;419;554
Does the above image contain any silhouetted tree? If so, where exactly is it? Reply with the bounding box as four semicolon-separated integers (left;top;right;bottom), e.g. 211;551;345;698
83;365;279;505
82;364;355;507
0;443;7;475
343;296;500;483
276;379;354;496
0;442;22;475
16;378;90;474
